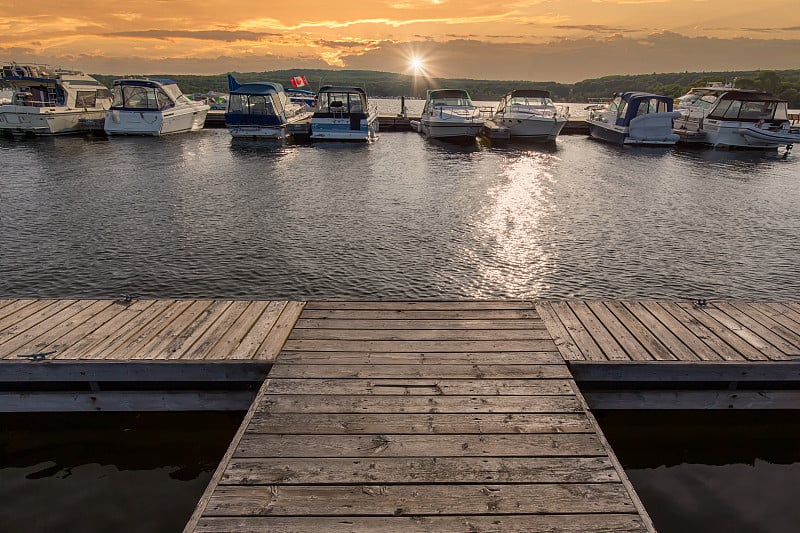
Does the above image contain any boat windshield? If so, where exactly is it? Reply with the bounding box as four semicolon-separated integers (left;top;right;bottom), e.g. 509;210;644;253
633;98;670;116
113;85;173;110
509;97;553;107
710;98;786;121
432;97;472;107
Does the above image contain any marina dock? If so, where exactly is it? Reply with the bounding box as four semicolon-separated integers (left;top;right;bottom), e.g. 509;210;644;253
2;298;800;532
202;110;592;135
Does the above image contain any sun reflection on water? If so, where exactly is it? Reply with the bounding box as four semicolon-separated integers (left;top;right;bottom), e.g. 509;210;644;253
468;149;559;298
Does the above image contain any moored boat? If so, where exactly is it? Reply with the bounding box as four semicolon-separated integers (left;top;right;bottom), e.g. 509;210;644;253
310;86;378;141
419;89;484;142
104;78;209;136
0;62;112;136
586;91;680;145
699;90;800;150
492;89;568;141
225;74;313;139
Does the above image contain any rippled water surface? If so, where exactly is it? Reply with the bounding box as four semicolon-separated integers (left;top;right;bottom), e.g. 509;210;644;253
1;130;798;299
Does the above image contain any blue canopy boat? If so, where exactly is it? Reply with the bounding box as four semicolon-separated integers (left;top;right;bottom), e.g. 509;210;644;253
224;74;313;139
586;91;680;145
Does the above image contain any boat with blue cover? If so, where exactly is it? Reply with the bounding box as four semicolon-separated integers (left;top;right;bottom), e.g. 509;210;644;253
586;91;680;145
225;75;314;139
310;86;378;141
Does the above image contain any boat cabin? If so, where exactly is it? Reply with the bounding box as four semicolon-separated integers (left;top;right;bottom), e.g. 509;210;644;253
110;79;190;111
226;81;290;125
1;63;110;109
606;92;674;126
315;86;368;116
706;91;790;125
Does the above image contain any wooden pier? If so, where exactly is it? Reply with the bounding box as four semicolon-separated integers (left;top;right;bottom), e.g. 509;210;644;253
187;300;649;532
3;298;800;531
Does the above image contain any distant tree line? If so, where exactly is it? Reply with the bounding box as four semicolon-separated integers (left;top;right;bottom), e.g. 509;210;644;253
90;69;800;106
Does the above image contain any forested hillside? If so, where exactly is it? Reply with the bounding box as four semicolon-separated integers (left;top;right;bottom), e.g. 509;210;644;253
90;69;800;106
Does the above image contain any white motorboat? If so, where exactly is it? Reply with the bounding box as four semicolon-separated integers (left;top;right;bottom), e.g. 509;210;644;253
419;89;484;141
673;83;736;133
492;89;568;141
700;90;800;149
225;74;313;139
0;62;112;135
104;78;209;136
586;91;680;145
310;86;378;141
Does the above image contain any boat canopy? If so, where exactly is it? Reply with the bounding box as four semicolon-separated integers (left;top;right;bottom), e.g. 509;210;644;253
429;89;470;99
314;86;368;116
111;78;188;110
229;82;285;96
318;86;366;95
611;92;674;126
706;91;789;122
505;89;551;99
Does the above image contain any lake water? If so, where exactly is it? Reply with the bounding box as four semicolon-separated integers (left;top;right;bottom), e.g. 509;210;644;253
597;411;800;533
1;129;799;301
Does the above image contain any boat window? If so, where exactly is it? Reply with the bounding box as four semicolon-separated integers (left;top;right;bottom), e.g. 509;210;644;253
75;90;96;108
156;89;173;110
709;99;732;118
121;86;158;109
348;93;364;113
616;100;627;118
249;95;274;116
228;94;246;113
739;101;774;120
774;102;789;121
723;100;742;119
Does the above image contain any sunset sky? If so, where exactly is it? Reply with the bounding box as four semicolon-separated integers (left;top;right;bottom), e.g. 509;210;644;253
2;1;798;82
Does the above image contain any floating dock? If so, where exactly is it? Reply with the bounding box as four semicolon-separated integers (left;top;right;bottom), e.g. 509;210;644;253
203;111;592;135
3;298;800;532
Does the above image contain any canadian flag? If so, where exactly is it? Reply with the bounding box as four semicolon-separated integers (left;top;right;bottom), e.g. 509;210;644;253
290;75;308;88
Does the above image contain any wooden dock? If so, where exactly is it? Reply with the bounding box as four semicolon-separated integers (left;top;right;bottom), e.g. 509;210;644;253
187;300;649;532
4;298;800;531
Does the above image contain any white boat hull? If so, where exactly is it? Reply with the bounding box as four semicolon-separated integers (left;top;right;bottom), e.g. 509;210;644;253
0;106;105;135
105;107;208;136
702;119;797;149
310;114;378;141
493;114;567;141
228;125;285;139
420;120;483;140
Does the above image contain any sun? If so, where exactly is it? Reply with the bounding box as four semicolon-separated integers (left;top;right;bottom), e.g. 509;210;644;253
410;56;425;74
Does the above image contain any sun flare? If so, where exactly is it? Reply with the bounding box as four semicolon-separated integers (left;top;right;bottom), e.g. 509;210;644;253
409;56;425;74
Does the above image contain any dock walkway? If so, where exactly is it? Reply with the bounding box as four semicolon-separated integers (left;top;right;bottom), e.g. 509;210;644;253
3;298;800;531
187;300;648;532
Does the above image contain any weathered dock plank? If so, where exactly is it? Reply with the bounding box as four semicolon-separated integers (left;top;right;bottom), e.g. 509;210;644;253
195;514;646;533
0;299;301;361
537;300;800;362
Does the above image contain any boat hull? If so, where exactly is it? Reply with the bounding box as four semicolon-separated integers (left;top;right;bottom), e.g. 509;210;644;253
310;115;378;141
0;106;106;135
493;115;567;141
587;112;680;146
104;107;209;136
420;120;483;141
227;124;285;139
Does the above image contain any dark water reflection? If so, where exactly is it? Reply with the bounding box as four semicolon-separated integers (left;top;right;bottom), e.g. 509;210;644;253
597;411;800;533
0;412;242;533
1;130;798;299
